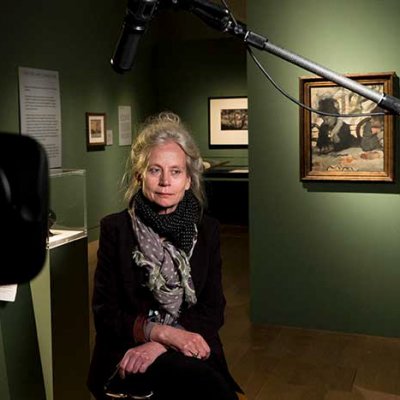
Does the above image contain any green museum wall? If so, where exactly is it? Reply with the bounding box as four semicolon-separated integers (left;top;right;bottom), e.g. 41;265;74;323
154;36;248;167
248;0;400;337
0;0;157;241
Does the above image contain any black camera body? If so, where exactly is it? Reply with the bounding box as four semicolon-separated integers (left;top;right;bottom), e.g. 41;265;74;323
0;133;48;284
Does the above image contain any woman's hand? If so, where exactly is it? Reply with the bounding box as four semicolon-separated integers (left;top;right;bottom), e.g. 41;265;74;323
150;325;210;360
119;342;167;378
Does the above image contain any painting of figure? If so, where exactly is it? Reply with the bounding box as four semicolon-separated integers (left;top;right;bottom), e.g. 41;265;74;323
300;72;394;182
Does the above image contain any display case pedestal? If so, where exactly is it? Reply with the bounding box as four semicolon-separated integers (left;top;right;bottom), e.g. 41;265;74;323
0;168;90;400
31;236;90;400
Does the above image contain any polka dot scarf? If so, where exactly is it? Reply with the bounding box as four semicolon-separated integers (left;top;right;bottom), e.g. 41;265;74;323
132;189;200;255
130;190;200;322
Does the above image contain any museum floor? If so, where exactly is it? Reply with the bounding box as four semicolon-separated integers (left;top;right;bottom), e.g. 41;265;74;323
88;224;400;400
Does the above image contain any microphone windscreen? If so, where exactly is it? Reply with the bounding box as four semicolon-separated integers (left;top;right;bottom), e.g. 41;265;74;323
110;23;143;73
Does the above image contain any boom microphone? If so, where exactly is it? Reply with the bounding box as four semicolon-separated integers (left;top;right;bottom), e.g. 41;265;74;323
111;0;159;73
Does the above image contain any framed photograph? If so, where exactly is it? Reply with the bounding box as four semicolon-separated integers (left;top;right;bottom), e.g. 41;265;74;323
300;72;396;182
209;97;248;148
86;112;106;147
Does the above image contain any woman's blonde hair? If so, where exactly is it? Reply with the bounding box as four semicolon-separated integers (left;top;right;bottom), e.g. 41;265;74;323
123;112;205;209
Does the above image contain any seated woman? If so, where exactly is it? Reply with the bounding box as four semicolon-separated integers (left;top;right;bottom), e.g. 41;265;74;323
87;112;243;400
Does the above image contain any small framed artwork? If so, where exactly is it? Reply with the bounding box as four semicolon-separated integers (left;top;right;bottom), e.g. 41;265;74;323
209;97;248;148
86;112;106;147
299;72;396;182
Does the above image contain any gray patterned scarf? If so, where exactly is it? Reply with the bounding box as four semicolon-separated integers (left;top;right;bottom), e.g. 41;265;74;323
129;192;199;324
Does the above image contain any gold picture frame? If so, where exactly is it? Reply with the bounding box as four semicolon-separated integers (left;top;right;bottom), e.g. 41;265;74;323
300;72;396;182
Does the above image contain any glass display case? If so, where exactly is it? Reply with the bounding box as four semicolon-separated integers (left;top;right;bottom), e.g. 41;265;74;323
48;168;87;249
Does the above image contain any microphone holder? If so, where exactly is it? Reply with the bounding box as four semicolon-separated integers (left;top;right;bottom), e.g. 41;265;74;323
172;0;400;115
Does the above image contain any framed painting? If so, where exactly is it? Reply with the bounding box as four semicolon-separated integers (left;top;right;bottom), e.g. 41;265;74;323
86;112;106;148
209;97;248;148
300;72;396;182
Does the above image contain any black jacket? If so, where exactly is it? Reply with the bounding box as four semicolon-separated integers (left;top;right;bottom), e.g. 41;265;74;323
87;210;239;396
